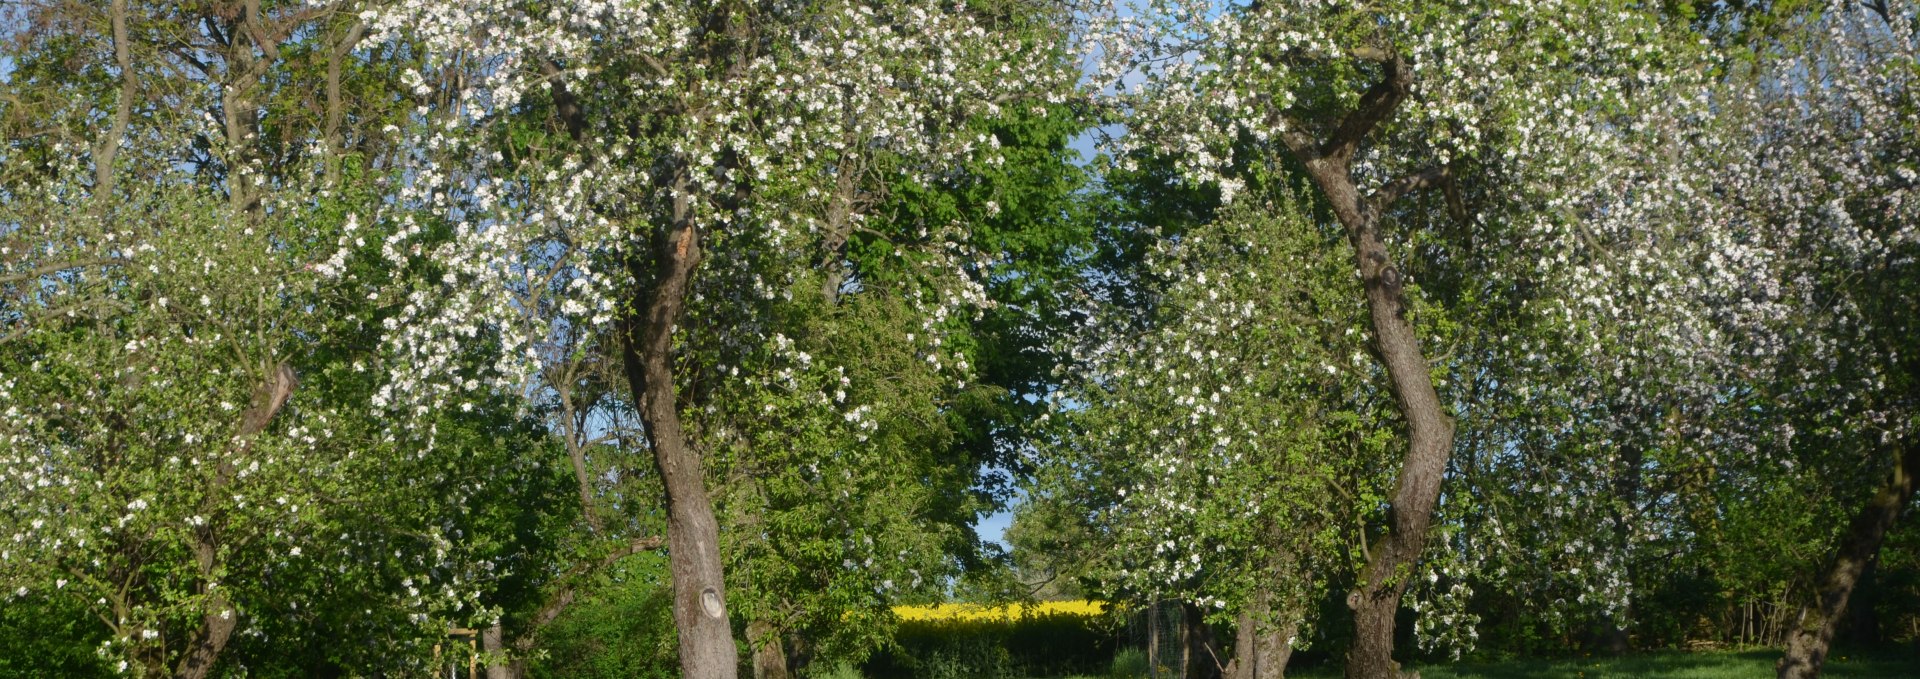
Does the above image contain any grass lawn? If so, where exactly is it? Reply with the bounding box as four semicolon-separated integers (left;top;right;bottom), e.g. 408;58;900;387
1041;648;1920;679
1277;649;1920;679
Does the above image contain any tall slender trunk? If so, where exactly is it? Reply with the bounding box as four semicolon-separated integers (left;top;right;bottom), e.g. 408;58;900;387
92;0;135;214
557;394;604;535
1278;53;1456;679
621;173;739;679
1149;602;1163;679
1777;442;1920;679
1604;443;1646;653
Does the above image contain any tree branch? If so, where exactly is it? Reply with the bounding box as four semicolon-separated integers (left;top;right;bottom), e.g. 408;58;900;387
1367;165;1449;212
1321;50;1411;164
93;0;136;213
1275;113;1319;160
540;59;589;141
0;257;125;286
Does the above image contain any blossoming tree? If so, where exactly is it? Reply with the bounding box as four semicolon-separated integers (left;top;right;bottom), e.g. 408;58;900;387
361;0;1077;674
1080;0;1713;674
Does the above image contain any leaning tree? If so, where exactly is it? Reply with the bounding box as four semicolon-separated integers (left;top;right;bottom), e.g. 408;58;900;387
1081;0;1715;674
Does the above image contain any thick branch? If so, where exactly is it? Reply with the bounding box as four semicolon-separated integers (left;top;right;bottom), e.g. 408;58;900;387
176;364;295;679
322;21;366;187
1368;165;1449;212
1321;51;1411;164
540;59;589;141
1272;112;1320;160
93;0;136;212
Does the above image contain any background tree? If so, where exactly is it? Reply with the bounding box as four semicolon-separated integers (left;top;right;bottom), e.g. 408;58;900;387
0;3;573;676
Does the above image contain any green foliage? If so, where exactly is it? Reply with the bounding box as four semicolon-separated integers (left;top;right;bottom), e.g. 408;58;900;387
812;661;871;679
0;593;112;679
1107;647;1149;679
1026;189;1389;637
525;554;679;679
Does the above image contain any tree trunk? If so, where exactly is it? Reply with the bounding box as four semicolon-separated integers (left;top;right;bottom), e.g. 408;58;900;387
483;623;514;679
562;415;604;534
1184;601;1224;679
92;0;134;214
622;174;739;679
173;587;235;679
1601;455;1641;654
748;620;791;679
1229;588;1294;679
1149;602;1163;679
1278;54;1455;679
1777;442;1920;679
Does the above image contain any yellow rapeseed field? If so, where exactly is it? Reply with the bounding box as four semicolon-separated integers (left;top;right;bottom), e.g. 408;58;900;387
891;600;1106;622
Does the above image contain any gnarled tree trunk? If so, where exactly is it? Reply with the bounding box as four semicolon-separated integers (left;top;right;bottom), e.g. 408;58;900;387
621;173;739;678
1276;53;1456;679
1777;442;1920;679
1228;587;1295;679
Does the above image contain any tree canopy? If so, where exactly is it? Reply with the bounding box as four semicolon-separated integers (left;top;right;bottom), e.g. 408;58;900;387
2;1;1917;679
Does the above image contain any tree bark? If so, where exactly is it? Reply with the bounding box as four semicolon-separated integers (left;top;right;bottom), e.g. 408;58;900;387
174;545;236;679
1777;442;1920;679
1149;602;1163;679
621;172;739;679
1276;53;1455;679
1228;588;1294;679
483;623;514;679
92;0;135;214
557;390;605;535
748;620;791;679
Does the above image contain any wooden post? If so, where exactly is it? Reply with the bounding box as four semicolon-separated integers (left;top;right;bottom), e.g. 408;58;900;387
1179;603;1191;679
1148;602;1161;679
444;628;480;678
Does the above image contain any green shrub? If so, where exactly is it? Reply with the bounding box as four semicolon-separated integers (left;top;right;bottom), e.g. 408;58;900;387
1109;647;1148;679
1105;648;1144;679
812;661;868;679
523;554;679;679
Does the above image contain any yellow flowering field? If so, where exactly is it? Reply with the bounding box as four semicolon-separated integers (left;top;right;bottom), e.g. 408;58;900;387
869;600;1120;676
891;599;1107;622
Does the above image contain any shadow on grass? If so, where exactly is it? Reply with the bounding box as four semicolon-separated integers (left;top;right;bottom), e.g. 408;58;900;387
1281;648;1920;679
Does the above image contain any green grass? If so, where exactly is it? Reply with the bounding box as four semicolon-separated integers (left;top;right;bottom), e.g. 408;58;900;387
1274;649;1920;679
1032;649;1920;679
